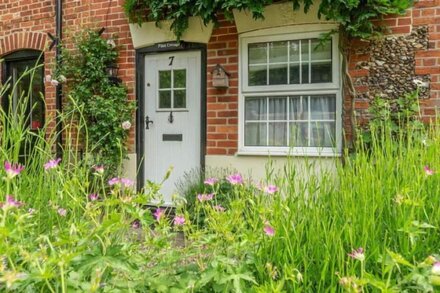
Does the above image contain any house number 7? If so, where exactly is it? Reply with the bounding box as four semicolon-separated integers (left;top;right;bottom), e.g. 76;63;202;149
169;56;174;66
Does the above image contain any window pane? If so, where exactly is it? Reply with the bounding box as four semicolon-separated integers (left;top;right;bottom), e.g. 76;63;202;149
159;71;171;89
269;64;287;85
289;122;308;147
301;39;309;63
269;41;288;63
245;97;267;121
310;95;336;120
290;40;300;62
268;122;287;146
249;43;267;64
310;122;335;147
311;39;331;60
249;65;267;86
159;90;171;108
290;96;308;120
301;64;309;84
311;62;332;83
174;69;186;88
245;123;267;146
289;64;300;84
269;97;287;120
174;90;186;108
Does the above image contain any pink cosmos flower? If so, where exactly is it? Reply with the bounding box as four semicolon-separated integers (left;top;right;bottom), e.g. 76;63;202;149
93;165;104;174
432;262;440;275
154;208;164;221
424;166;434;176
0;195;23;209
57;208;67;217
120;178;134;188
197;193;214;202
226;173;243;185
264;184;278;194
4;161;24;179
213;205;225;212
44;158;61;170
264;223;275;237
108;177;120;186
348;247;365;261
173;215;185;226
89;194;99;201
131;220;140;229
204;178;218;186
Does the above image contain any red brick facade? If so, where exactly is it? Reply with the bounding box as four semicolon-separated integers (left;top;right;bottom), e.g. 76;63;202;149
1;0;440;156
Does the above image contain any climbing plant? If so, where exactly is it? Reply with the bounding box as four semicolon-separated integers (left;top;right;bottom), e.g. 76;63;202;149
56;30;135;176
123;0;413;39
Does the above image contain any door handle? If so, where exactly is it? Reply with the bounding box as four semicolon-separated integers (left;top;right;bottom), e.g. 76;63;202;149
145;116;154;129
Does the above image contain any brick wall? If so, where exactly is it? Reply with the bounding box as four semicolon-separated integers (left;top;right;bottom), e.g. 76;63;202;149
0;0;136;151
206;15;239;156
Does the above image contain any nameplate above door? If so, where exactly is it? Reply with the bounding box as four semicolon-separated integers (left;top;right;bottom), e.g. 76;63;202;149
162;134;183;142
155;41;186;51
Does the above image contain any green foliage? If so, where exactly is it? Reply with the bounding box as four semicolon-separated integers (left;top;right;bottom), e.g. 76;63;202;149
57;30;135;176
123;0;413;39
362;90;424;145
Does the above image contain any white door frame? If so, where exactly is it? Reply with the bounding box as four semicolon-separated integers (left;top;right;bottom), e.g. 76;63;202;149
135;42;207;202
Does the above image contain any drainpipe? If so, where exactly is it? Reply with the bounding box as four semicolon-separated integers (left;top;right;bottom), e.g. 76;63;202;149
55;0;63;156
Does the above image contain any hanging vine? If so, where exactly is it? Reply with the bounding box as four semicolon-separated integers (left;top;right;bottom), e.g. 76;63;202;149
123;0;413;40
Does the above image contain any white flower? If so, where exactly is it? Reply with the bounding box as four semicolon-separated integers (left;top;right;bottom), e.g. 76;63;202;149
433;262;440;275
121;121;131;130
51;79;59;87
45;75;52;82
107;39;116;48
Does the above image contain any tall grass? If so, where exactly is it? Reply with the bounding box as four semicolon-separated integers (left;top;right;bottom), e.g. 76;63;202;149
0;63;439;291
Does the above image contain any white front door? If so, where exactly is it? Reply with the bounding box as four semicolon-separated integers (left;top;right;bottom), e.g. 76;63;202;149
144;51;201;205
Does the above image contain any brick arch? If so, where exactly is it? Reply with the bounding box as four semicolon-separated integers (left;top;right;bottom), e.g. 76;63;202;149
0;32;47;57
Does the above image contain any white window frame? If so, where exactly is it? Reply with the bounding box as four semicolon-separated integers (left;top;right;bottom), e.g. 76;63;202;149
238;29;342;156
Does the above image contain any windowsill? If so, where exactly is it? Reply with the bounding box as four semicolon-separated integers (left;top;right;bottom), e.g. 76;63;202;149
236;148;342;157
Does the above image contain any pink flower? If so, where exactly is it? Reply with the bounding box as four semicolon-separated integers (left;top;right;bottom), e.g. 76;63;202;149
0;195;23;209
173;215;185;226
264;184;278;194
197;193;214;202
204;178;218;186
264;223;275;237
226;173;243;185
154;208;164;221
44;158;61;170
120;178;134;188
131;220;140;229
432;262;440;275
424;166;434;176
213;205;225;212
57;208;67;217
93;165;104;175
108;177;120;186
4;161;24;179
348;247;365;261
89;194;99;201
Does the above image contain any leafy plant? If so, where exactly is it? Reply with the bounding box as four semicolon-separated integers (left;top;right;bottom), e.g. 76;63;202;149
123;0;413;39
56;30;135;176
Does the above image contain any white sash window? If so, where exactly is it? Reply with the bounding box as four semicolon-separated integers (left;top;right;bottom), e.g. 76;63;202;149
239;30;342;156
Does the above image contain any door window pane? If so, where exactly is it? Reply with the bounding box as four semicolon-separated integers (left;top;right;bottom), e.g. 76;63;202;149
174;90;186;108
159;91;171;108
174;69;186;88
159;70;171;89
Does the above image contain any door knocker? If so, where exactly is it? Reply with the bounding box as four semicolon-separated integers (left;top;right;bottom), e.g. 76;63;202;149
168;111;174;124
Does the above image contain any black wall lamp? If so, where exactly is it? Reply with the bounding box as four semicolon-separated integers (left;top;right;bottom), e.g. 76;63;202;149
106;62;121;85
